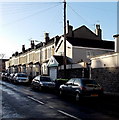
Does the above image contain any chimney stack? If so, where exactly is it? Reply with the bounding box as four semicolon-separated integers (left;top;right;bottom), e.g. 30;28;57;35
22;45;25;53
44;33;49;43
31;40;35;49
113;34;119;53
66;20;73;37
15;51;19;56
95;24;102;39
66;20;70;34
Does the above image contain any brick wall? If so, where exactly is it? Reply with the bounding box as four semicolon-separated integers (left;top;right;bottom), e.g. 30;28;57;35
91;67;119;93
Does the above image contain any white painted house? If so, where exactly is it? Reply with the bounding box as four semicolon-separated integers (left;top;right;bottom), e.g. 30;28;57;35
91;34;119;68
91;34;119;93
91;53;119;68
55;36;114;64
47;25;114;79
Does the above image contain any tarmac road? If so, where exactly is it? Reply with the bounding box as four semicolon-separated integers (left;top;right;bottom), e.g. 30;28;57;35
0;80;119;120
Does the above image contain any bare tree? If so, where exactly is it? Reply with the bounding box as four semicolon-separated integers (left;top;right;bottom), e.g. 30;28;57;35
0;54;5;59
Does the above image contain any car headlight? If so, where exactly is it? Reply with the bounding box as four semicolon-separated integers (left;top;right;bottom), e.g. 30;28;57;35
40;82;43;86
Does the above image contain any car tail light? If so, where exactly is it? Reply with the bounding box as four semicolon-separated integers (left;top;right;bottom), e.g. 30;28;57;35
80;86;87;90
100;87;104;91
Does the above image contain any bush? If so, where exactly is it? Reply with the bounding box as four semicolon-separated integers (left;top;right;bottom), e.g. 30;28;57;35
55;78;68;89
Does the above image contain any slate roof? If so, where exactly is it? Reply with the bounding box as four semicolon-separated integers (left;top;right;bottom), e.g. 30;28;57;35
73;25;101;40
45;36;61;46
113;34;119;37
35;42;44;49
67;37;114;50
53;55;71;65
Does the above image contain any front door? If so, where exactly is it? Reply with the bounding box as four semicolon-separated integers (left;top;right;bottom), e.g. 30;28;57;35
49;67;57;80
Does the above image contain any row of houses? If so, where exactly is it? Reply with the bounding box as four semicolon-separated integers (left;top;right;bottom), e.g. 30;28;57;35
5;21;119;93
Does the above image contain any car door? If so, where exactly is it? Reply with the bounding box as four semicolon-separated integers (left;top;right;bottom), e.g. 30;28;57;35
63;79;74;95
71;78;81;95
33;76;40;87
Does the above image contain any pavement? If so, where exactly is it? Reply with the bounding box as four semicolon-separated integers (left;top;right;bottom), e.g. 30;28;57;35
104;91;119;97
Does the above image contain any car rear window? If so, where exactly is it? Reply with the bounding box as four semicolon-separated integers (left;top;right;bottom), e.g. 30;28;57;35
82;80;98;86
40;77;51;82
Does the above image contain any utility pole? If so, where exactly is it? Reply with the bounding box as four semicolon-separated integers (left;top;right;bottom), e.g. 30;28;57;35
63;0;67;78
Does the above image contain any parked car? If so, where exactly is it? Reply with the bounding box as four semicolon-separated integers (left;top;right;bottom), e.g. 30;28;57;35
4;73;10;81
13;73;29;84
1;72;6;80
59;78;103;101
9;73;15;82
55;78;68;90
31;75;56;91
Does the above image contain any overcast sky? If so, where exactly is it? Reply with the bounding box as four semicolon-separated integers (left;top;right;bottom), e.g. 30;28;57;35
0;0;117;58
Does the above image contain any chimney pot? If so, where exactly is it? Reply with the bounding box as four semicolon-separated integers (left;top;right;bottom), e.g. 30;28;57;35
31;40;35;49
22;45;25;53
113;34;119;53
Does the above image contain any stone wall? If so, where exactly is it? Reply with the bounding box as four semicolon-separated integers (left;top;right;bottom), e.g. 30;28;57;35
58;68;89;79
91;67;119;93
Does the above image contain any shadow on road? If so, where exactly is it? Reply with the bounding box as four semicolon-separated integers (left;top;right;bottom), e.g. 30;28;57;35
75;95;119;119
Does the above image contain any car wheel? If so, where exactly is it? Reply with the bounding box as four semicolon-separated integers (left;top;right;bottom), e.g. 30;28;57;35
31;84;34;89
13;80;16;84
38;86;42;91
75;92;81;102
99;93;104;99
14;80;18;84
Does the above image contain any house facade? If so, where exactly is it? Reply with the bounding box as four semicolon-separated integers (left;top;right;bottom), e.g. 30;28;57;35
5;21;114;80
55;36;114;63
5;34;60;79
47;23;114;79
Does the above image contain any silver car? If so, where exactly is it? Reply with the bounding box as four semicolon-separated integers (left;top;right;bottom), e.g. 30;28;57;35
9;73;15;82
31;75;56;91
13;73;29;84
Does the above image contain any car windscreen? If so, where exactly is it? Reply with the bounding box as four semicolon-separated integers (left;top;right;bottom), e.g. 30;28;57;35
17;74;27;77
40;77;51;82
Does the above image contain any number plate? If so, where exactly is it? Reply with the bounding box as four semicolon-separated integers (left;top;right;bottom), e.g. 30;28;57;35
91;94;98;96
